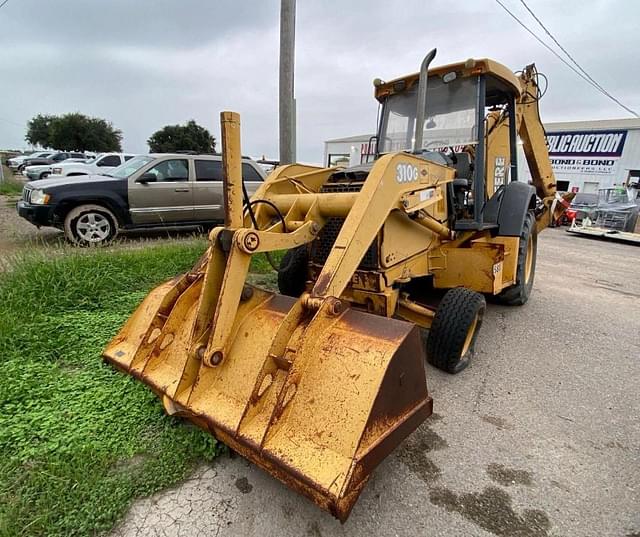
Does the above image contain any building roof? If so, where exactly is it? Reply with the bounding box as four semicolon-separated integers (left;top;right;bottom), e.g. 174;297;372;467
544;117;640;132
324;134;374;144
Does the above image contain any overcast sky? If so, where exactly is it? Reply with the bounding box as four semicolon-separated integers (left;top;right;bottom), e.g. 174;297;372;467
1;0;638;163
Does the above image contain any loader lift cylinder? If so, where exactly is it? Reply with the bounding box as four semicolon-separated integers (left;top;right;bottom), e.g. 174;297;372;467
221;111;244;228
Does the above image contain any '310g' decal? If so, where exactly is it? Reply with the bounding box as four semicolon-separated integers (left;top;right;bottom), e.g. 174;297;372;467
395;163;419;183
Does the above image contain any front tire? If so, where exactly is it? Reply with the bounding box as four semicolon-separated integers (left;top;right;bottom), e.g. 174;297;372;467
277;246;309;297
495;210;537;306
39;171;50;180
426;287;486;374
64;204;118;246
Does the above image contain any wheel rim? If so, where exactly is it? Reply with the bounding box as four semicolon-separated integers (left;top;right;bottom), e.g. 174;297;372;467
524;237;534;284
461;313;479;357
76;212;111;243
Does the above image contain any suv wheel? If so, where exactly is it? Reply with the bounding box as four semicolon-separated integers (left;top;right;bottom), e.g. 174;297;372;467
39;171;50;180
64;204;118;246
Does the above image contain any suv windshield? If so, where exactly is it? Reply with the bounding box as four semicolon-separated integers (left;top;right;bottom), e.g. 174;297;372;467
110;156;154;179
379;75;479;153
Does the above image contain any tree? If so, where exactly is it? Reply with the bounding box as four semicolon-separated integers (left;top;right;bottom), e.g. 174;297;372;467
25;114;55;148
24;113;122;152
147;120;216;153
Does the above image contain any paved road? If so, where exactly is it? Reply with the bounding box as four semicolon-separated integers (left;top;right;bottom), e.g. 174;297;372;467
110;228;639;537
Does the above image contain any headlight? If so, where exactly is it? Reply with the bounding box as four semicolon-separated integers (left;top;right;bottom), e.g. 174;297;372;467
30;189;50;205
52;167;62;175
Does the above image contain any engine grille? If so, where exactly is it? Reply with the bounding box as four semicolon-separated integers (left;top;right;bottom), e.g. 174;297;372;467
22;186;32;203
310;181;379;269
320;182;363;194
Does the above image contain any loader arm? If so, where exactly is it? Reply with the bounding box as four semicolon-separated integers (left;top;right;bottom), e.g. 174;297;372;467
516;64;574;231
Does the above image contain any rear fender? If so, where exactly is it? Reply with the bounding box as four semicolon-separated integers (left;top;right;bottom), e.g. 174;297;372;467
484;181;536;237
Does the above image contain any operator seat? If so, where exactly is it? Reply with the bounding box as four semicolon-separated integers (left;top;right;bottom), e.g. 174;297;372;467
452;152;472;187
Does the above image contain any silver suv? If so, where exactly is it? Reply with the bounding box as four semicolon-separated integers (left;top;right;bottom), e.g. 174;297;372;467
16;153;267;245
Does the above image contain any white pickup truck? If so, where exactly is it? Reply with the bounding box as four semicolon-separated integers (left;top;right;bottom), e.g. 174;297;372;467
50;153;137;178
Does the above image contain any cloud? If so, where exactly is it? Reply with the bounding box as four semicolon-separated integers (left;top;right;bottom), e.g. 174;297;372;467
0;0;638;161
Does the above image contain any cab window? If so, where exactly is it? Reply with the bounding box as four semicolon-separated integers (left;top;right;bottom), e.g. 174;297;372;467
145;159;189;182
195;160;262;182
195;159;223;181
97;155;121;167
242;163;263;182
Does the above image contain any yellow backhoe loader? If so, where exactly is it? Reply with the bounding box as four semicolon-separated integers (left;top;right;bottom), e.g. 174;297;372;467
104;51;571;521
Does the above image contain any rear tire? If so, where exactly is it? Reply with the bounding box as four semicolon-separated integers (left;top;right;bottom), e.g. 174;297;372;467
277;246;309;297
426;287;486;374
64;204;119;246
495;210;537;306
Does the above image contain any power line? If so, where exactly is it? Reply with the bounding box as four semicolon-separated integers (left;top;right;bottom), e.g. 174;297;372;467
494;0;639;118
0;0;10;10
517;0;638;118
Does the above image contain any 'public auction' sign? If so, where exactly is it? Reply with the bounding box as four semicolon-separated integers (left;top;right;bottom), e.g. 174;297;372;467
546;130;627;175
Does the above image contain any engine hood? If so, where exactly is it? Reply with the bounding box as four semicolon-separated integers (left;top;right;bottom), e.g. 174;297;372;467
27;174;124;190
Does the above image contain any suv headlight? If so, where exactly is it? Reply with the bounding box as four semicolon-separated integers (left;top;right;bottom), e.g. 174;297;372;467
52;167;62;175
30;189;50;205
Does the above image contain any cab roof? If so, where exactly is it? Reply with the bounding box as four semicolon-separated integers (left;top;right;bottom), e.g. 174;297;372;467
374;58;522;103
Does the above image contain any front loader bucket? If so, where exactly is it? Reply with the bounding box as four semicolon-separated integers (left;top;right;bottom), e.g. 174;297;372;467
104;278;432;521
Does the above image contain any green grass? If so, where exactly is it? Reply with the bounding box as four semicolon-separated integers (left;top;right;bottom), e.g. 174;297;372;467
0;241;279;536
0;170;23;196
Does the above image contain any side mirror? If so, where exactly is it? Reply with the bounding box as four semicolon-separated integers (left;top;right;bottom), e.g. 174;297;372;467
136;173;157;184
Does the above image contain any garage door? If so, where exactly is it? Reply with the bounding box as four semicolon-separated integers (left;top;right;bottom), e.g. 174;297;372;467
583;181;600;193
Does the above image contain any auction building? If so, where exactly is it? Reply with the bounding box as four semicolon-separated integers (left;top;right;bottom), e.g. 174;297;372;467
324;118;640;193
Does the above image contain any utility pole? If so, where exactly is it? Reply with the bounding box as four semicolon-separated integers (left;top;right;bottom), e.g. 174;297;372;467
279;0;296;164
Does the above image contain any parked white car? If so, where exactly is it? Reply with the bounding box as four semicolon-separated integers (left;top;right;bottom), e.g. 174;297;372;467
7;151;53;170
50;153;138;178
24;157;92;181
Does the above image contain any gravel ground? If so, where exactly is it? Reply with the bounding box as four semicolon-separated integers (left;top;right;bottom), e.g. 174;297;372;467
0;183;205;268
107;228;640;537
0;192;62;257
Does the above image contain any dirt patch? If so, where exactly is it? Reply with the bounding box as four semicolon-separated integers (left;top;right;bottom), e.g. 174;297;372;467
0;190;209;270
0;192;63;263
234;477;253;494
487;464;533;487
110;454;149;474
482;415;514;431
306;521;322;537
397;425;447;484
281;503;294;519
429;485;551;537
549;479;571;493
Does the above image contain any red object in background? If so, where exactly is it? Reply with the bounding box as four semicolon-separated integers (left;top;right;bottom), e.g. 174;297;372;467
565;209;577;221
571;186;580;193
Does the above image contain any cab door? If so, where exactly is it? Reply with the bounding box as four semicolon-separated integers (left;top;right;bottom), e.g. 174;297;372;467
128;157;194;225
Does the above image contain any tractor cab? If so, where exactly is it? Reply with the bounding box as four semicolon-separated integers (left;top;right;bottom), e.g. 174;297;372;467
372;56;525;231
